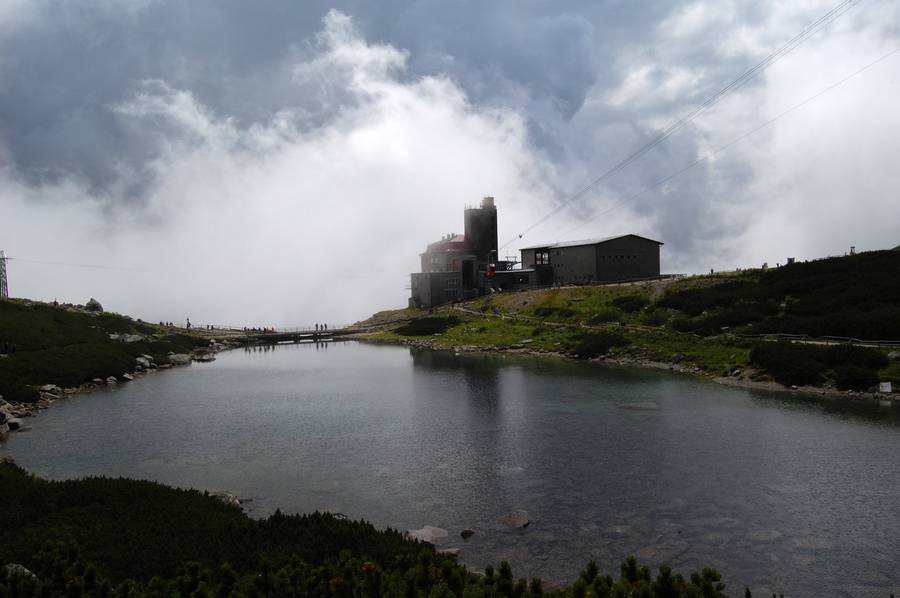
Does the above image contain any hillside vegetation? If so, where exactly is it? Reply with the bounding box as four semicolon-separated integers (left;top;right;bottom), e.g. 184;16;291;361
0;300;206;402
0;461;737;597
360;250;900;391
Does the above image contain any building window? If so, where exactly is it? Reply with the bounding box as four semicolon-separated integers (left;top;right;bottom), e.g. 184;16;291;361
536;251;550;265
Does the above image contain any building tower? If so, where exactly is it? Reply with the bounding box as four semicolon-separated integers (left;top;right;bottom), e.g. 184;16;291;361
463;196;498;265
0;250;8;299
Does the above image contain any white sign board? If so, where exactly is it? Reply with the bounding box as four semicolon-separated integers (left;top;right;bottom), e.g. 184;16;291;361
879;381;892;393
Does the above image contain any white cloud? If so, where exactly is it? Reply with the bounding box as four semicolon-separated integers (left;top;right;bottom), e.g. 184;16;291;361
1;11;560;325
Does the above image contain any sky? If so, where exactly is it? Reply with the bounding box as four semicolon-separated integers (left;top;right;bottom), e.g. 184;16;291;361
1;0;899;326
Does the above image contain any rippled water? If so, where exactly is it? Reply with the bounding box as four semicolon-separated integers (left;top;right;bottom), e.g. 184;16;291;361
3;341;899;596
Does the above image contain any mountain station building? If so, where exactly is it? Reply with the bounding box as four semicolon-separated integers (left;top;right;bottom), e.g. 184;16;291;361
409;198;663;308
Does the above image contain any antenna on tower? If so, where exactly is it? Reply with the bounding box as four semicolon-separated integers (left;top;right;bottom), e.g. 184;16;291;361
0;250;8;299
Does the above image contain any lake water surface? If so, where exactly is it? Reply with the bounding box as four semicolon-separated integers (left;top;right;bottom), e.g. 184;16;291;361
3;341;899;596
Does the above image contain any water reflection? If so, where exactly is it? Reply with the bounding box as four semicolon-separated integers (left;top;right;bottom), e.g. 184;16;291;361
3;342;898;596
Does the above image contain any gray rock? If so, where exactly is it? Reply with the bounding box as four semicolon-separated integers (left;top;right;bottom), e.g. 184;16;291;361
7;417;23;430
0;422;8;438
888;351;900;361
671;353;686;364
210;491;242;509
498;510;531;528
121;334;144;343
85;298;104;313
121;373;134;381
92;378;105;385
460;529;476;539
168;354;192;366
3;564;37;579
106;376;118;385
40;384;61;393
135;356;151;369
406;526;448;544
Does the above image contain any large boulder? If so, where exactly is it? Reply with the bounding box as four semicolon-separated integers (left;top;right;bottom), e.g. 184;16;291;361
168;354;192;366
888;351;900;362
85;298;104;313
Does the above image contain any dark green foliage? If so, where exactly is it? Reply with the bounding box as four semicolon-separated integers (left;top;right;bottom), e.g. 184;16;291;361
396;316;460;336
749;341;887;388
532;306;577;320
612;295;650;313
658;250;900;338
832;365;879;391
0;462;737;597
820;345;888;370
0;300;206;403
568;330;629;359
749;343;825;386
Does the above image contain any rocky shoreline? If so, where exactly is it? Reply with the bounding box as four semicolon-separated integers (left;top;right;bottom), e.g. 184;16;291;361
0;339;232;442
357;333;900;405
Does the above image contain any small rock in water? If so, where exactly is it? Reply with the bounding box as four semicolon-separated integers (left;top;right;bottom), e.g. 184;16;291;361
498;510;530;528
460;529;476;539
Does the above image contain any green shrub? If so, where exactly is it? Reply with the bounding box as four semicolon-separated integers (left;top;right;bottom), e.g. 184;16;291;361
533;306;577;320
822;345;889;370
749;342;824;386
568;331;629;359
612;295;649;313
833;365;878;391
0;462;737;597
395;316;460;336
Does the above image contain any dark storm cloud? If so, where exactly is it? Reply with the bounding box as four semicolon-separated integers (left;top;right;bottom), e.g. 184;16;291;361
0;0;679;189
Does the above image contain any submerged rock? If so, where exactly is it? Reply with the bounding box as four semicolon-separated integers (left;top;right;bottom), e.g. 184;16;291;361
498;510;530;528
460;529;476;539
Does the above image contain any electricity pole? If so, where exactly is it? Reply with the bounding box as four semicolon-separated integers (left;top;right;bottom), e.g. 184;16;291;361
0;250;8;299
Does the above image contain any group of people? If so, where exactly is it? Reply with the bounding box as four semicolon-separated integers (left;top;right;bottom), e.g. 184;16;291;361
314;323;328;332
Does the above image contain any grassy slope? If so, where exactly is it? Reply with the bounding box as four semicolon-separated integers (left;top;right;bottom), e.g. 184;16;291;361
359;251;900;387
0;299;207;402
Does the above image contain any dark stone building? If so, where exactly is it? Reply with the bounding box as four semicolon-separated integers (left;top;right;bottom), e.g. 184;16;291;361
410;201;664;307
409;197;498;308
520;235;663;285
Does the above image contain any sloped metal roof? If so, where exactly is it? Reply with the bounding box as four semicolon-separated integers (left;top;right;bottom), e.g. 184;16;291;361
520;234;663;250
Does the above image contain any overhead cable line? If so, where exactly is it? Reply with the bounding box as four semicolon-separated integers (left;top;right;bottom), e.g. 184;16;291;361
550;45;900;240
7;257;145;272
500;0;859;250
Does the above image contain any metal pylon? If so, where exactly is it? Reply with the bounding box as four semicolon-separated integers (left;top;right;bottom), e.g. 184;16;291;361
0;250;8;299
